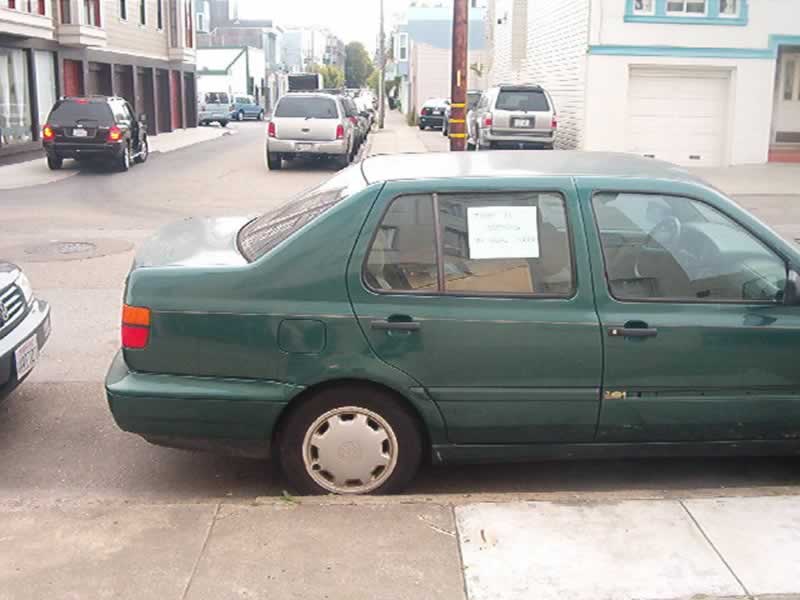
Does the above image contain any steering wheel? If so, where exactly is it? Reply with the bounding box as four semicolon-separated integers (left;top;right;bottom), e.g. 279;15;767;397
644;216;682;250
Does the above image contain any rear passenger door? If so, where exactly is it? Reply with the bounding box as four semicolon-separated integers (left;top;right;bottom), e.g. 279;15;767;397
348;179;603;444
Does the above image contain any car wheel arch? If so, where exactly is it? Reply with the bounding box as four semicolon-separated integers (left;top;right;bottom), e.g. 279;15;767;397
271;378;433;463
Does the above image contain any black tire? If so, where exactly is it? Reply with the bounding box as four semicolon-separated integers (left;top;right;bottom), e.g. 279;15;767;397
117;144;131;172
267;152;282;170
418;124;425;130
442;123;448;137
335;152;350;170
46;155;63;170
278;385;423;495
237;110;245;121
134;137;149;164
219;120;228;128
257;111;265;121
466;141;476;151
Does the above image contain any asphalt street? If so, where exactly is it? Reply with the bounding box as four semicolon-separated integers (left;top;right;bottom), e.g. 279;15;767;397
1;121;798;505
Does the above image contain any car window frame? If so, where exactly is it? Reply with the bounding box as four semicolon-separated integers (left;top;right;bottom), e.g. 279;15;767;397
361;190;578;300
589;189;790;306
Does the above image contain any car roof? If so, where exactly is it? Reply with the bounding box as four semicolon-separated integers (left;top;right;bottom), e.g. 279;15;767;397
361;151;704;186
60;96;121;103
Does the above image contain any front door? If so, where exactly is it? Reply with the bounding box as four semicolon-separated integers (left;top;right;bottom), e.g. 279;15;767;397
582;182;800;442
774;51;800;144
348;179;602;444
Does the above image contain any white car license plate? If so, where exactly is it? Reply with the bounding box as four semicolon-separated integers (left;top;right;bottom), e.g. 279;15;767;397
513;119;532;128
433;110;442;115
72;128;88;137
14;335;39;380
296;143;313;151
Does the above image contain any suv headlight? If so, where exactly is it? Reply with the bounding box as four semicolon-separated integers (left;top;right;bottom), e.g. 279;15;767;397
16;272;34;305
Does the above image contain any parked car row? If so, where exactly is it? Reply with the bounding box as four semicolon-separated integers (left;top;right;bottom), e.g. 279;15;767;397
265;90;375;171
199;92;266;126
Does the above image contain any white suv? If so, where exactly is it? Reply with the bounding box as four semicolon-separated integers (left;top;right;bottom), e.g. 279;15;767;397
467;84;557;151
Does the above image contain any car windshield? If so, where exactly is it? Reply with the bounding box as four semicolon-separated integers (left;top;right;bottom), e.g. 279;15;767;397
496;90;549;111
238;165;367;261
204;92;230;104
274;97;339;119
47;101;113;123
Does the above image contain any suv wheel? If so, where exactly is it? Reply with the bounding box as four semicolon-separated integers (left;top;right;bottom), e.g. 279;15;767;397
277;385;422;495
134;138;149;164
117;144;131;172
267;152;282;170
237;110;245;121
47;156;63;170
257;111;265;121
219;120;228;128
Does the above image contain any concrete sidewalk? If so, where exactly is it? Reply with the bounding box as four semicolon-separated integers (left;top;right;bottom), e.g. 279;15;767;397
0;125;235;191
2;494;799;600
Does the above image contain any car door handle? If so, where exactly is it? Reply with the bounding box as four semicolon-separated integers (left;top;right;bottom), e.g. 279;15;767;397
608;326;658;338
370;320;421;332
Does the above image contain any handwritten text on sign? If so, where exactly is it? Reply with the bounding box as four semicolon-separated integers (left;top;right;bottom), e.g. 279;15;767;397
467;206;540;260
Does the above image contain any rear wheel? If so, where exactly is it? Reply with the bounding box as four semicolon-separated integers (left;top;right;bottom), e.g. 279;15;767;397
418;124;425;130
257;111;265;121
466;141;476;151
267;152;282;170
219;120;228;128
278;385;422;495
134;138;149;164
117;144;131;172
336;152;350;169
46;155;63;170
237;110;245;121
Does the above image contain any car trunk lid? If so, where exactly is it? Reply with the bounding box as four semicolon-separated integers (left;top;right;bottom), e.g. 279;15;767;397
492;88;552;135
272;96;340;141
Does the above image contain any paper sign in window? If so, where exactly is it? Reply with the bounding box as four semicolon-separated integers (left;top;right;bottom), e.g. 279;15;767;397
467;206;540;260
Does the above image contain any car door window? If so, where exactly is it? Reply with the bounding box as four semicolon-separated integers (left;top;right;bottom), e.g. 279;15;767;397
364;195;439;292
111;102;130;125
438;192;573;296
592;192;788;303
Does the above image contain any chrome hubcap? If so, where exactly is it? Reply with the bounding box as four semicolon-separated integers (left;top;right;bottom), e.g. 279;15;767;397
302;406;398;494
141;141;148;159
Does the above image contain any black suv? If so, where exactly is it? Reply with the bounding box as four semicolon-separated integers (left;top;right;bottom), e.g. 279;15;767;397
42;96;149;172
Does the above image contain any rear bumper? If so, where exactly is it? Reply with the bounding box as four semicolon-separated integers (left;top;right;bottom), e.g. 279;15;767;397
199;110;228;121
0;299;51;399
482;130;555;148
44;141;125;159
267;138;348;156
420;115;445;128
105;350;303;447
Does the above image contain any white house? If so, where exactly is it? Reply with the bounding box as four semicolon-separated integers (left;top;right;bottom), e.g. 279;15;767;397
486;0;800;166
196;46;268;105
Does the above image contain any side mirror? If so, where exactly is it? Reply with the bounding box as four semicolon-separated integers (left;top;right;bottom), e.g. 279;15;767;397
785;269;800;305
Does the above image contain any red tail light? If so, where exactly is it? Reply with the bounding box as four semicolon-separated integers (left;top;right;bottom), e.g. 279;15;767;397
336;124;345;139
420;107;426;115
268;121;276;137
107;126;123;142
121;304;151;349
483;115;493;127
42;124;55;141
349;116;358;125
551;116;558;129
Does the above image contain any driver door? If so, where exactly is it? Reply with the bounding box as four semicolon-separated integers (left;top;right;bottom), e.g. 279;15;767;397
580;181;800;443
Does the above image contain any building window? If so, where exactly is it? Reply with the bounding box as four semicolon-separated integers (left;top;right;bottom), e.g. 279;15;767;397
0;48;33;149
83;0;101;26
666;0;706;15
6;0;46;14
396;33;408;62
511;0;528;69
719;0;738;16
184;0;193;47
169;0;178;47
157;0;163;28
34;50;57;132
59;0;70;23
139;0;145;24
119;0;127;20
785;60;796;101
633;0;654;13
196;12;205;32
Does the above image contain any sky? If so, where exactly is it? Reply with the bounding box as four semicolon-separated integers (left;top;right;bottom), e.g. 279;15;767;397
238;0;412;51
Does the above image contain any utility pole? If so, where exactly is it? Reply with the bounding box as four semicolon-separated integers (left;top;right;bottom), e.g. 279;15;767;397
449;0;469;150
378;0;386;129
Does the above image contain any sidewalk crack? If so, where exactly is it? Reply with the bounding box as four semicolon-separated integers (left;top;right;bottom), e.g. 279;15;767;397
180;502;220;600
452;506;471;600
679;500;753;599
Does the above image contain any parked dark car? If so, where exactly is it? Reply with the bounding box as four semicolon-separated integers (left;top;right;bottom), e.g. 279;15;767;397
418;98;450;130
0;262;50;401
42;96;149;172
442;90;482;137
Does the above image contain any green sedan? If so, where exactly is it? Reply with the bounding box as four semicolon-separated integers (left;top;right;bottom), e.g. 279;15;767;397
106;152;800;495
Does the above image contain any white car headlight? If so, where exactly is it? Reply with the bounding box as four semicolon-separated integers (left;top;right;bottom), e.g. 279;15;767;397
16;272;34;305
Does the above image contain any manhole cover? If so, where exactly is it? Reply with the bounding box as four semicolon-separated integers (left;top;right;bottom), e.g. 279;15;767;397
25;241;97;257
0;238;133;262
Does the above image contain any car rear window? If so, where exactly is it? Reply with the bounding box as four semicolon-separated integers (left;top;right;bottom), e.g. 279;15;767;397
496;90;550;112
204;92;230;104
238;165;367;262
275;97;338;119
48;101;113;123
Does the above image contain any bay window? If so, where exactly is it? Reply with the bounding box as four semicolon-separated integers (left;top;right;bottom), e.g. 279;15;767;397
666;0;707;14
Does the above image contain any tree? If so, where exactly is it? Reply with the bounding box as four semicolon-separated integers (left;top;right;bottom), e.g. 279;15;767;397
313;64;345;89
345;41;374;88
367;69;380;94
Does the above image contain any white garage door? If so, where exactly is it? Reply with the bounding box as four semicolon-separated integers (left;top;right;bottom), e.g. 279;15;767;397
626;68;730;167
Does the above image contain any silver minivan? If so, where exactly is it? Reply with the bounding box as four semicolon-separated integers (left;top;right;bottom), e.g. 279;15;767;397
467;84;557;150
198;92;231;127
266;93;356;170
